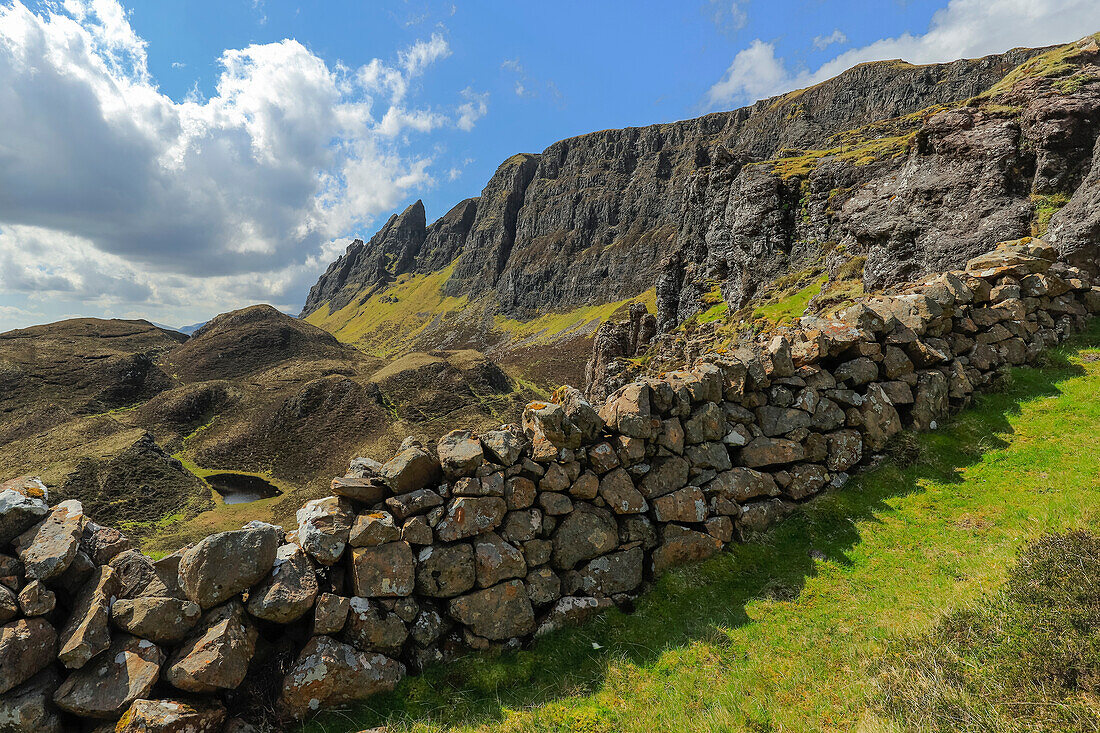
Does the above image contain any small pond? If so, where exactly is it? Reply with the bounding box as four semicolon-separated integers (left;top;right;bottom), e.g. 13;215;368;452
206;472;282;505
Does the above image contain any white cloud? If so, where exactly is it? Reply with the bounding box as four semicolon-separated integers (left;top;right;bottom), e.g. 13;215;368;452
813;29;847;51
706;0;1100;109
0;1;485;329
708;0;748;34
456;87;488;131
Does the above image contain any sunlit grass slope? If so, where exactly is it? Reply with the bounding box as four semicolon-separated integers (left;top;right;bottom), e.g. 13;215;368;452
305;319;1100;733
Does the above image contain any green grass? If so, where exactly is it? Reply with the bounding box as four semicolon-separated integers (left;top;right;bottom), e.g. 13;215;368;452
751;274;828;324
1032;192;1072;236
876;529;1100;732
303;319;1100;733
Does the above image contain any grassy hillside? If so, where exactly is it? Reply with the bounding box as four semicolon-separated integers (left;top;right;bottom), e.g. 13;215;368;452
304;319;1100;733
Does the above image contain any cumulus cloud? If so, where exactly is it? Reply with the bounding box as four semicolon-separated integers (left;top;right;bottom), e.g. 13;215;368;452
813;29;847;51
0;1;487;329
456;87;488;131
706;0;1100;109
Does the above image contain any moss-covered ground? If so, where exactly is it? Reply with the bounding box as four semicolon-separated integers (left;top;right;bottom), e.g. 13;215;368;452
304;319;1100;733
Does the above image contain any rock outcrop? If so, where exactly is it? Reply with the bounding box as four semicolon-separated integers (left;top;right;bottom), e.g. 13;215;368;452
302;37;1100;353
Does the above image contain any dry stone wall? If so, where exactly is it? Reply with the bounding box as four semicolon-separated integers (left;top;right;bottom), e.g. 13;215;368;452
1;237;1099;732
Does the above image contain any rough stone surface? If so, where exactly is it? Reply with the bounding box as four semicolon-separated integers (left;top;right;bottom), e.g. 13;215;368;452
247;543;319;623
295;497;353;566
111;596;202;645
116;698;228;733
178;523;280;608
58;565;118;669
53;634;164;719
551;504;618;570
15;500;84;581
277;635;404;722
448;580;535;640
164;601;258;693
351;542;415;597
0;618;57;695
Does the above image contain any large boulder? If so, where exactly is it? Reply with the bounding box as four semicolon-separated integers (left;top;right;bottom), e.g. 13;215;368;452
277;636;405;722
651;524;723;575
246;543;319;623
350;541;415;597
860;383;902;451
0;668;63;732
0;476;49;546
58;565;118;669
598;468;648;514
0;618;57;695
739;438;805;468
435;497;506;542
116;698;228;733
164;601;257;693
437;429;485;478
295;497;353;566
448;580;535;640
551;504;618;570
380;447;441;494
480;428;526;466
598;383;656;439
14;500;84;581
564;546;643;596
415;543;476;598
473;532;527;588
177;523;280;608
343;597;408;656
53;634;163;719
111;596;202;644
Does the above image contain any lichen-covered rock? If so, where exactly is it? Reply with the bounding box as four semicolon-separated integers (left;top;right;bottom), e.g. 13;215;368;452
385;488;444;520
910;369;950;431
755;405;811;437
164;601;257;693
344;597;408;655
551;504;618;570
437;429;485;479
0;668;62;733
14;499;83;581
784;464;828;500
381;447;441;494
415;543;476;598
330;476;389;505
312;593;350;635
448;580;534;640
598;383;655;439
739;437;805;468
435;497;506;542
277;636;404;722
480;428;525;466
706;467;780;505
80;520;132;565
826;430;863;472
350;541;414;597
523;401;582;457
0;585;18;623
860;383;902;451
349;511;400;547
58;565;118;669
295;497;353;566
525;567;562;605
53;634;163;719
247;543;319;623
535;596;613;637
0;476;49;547
109;549;170;599
111;596;202;644
652;486;708;523
0;618;56;695
564;546;643;596
638;455;690;499
177;523;279;608
598;468;648;514
651;524;723;575
116;698;227;733
473;532;526;588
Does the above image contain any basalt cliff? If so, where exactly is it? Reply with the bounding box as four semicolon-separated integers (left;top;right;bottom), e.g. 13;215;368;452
302;35;1100;377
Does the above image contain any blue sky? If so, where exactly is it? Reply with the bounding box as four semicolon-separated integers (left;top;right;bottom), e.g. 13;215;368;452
0;0;1096;330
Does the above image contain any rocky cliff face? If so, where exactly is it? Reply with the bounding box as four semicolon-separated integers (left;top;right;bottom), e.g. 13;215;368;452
303;39;1100;343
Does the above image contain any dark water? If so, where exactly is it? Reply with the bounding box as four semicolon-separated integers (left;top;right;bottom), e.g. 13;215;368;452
206;472;281;505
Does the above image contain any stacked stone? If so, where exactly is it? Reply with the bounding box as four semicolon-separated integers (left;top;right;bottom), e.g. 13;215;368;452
1;238;1098;731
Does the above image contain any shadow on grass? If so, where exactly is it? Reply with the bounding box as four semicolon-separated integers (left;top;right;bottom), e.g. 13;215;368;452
304;322;1100;733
